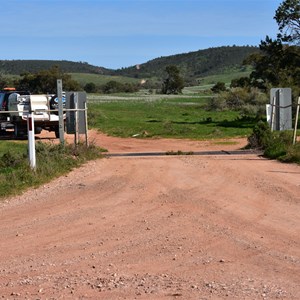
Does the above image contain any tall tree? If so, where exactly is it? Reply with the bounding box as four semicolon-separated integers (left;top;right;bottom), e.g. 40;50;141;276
244;0;300;92
161;65;184;94
15;66;81;93
274;0;300;44
0;74;8;89
245;36;300;90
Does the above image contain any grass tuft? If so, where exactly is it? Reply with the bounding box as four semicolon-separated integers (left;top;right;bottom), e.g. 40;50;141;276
0;142;104;199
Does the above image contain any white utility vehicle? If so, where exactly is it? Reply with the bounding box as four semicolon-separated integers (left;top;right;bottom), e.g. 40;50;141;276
0;88;64;138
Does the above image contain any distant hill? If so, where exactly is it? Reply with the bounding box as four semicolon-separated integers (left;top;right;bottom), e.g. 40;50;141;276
0;60;113;75
114;46;259;82
0;46;259;84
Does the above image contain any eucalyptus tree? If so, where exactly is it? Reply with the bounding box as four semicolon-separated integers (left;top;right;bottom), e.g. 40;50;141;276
275;0;300;45
161;65;184;94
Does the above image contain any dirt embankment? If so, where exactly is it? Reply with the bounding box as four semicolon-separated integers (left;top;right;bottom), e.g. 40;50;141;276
0;130;299;299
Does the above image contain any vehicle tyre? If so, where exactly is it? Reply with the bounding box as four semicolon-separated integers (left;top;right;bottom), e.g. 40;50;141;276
55;127;60;138
35;126;42;134
14;124;26;138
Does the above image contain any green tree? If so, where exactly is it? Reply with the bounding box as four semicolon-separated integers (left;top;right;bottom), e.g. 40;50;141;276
102;80;123;94
0;75;8;89
211;81;226;93
230;76;251;89
245;36;300;90
84;82;97;93
161;65;184;94
274;0;300;44
15;66;81;93
243;0;300;93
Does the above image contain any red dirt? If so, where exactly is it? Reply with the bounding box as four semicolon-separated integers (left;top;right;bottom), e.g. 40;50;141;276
0;130;299;299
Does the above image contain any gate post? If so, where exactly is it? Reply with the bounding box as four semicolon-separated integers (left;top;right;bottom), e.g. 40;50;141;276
27;112;36;170
57;79;65;145
293;97;300;145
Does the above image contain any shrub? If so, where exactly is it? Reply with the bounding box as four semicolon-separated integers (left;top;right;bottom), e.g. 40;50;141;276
207;87;268;119
100;81;139;94
247;121;300;164
206;96;227;111
247;121;272;149
84;82;97;93
281;143;300;164
264;131;292;159
211;82;227;93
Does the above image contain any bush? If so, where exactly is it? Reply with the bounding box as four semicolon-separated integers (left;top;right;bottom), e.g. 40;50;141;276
206;96;227;111
264;131;292;159
281;143;300;164
230;76;251;88
100;81;139;94
207;87;268;119
84;82;97;93
247;121;300;164
247;121;272;149
211;82;227;93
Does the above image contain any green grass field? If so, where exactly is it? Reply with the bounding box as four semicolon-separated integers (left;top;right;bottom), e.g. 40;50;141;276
70;73;140;86
0;141;27;155
69;68;251;94
196;68;252;87
88;95;256;139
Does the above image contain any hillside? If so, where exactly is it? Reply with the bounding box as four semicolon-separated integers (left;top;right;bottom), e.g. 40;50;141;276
115;46;258;81
0;46;259;84
0;60;113;76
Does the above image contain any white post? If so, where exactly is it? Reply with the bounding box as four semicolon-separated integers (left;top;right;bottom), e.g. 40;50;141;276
270;96;276;132
57;79;64;145
27;113;36;170
293;97;300;145
74;92;79;146
84;100;89;147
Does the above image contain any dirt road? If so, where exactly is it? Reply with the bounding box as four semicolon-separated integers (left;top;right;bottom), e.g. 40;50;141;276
0;131;299;299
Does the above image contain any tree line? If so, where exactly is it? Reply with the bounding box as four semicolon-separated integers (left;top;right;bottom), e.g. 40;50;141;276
0;60;110;75
0;66;142;94
115;46;258;84
0;46;258;85
209;0;300;116
231;0;300;97
0;0;298;98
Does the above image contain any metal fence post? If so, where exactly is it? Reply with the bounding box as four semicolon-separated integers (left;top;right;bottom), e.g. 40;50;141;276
293;96;300;145
270;96;276;132
84;100;89;146
57;79;64;144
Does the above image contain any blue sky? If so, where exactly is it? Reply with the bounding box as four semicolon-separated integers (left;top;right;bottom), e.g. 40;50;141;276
0;0;282;69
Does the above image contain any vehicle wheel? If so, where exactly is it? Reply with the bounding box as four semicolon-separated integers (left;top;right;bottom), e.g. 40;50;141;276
14;124;26;138
55;128;60;138
35;127;42;134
